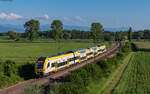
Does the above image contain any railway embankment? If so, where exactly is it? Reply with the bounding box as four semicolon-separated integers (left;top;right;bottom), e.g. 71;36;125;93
0;42;122;94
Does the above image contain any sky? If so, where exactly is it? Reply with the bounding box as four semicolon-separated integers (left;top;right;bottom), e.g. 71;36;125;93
0;0;150;30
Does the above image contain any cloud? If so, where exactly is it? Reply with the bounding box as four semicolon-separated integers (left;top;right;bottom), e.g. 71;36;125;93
63;17;71;21
35;14;50;20
75;16;85;22
43;14;49;19
0;12;23;19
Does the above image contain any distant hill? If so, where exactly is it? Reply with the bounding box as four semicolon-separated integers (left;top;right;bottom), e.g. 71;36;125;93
105;27;129;32
0;24;131;33
40;24;91;31
0;24;24;33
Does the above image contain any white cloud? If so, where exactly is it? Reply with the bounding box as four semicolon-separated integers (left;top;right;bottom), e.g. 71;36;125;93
63;17;71;21
0;12;23;19
43;14;49;19
75;16;85;22
0;13;8;19
35;14;50;20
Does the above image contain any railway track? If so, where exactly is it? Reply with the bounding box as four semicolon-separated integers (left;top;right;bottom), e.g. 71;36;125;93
0;42;122;94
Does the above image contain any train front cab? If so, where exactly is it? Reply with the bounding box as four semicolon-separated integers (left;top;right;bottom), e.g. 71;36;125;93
35;57;46;76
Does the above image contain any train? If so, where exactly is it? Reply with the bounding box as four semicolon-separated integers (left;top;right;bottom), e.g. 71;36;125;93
35;44;106;76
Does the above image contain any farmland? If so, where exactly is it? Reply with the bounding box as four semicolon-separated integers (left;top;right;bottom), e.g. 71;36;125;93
0;40;113;64
134;42;150;49
112;52;150;94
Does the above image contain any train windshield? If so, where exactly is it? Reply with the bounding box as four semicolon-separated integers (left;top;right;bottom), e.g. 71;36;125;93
37;63;44;69
36;57;46;69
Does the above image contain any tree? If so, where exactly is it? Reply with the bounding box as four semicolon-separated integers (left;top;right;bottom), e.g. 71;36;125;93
63;32;71;39
24;19;40;41
51;20;63;50
128;27;132;41
51;20;63;40
8;30;20;41
104;33;114;41
91;22;103;43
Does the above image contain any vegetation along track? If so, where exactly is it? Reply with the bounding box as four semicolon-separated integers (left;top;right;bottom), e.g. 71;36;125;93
0;42;122;94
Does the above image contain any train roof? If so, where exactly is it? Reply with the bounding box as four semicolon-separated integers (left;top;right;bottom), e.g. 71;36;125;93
37;44;105;61
71;48;87;52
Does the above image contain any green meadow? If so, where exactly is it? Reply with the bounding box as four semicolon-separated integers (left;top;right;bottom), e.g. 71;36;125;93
0;40;113;64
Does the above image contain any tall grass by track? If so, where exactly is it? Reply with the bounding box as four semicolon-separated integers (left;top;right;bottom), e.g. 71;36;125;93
112;52;150;94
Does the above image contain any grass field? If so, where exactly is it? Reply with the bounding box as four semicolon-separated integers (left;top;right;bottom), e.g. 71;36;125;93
134;42;150;49
112;52;150;94
0;41;113;64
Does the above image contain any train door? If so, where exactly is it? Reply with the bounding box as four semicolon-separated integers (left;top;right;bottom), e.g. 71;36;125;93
55;61;58;72
97;48;99;56
86;53;88;60
45;61;51;74
79;55;81;63
67;58;70;67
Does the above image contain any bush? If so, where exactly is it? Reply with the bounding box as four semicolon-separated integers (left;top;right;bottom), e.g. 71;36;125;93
122;42;131;53
96;59;110;75
0;72;10;88
48;82;60;94
83;64;102;80
66;69;89;86
58;83;85;94
0;60;22;88
3;60;18;77
8;30;20;40
21;84;43;94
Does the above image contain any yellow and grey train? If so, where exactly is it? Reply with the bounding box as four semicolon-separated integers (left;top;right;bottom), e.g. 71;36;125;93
35;44;106;76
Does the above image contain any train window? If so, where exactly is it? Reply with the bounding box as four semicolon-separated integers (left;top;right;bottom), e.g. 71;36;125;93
63;62;65;65
37;63;44;69
70;57;74;61
75;56;79;60
47;62;50;68
98;49;101;52
87;52;93;56
58;63;61;67
59;61;67;66
51;63;55;68
81;56;86;60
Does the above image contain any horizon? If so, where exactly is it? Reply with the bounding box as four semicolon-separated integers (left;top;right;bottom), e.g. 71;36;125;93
0;0;150;30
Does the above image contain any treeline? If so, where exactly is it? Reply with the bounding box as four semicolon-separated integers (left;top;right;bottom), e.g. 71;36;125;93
2;19;150;42
133;29;150;40
0;19;134;42
38;30;115;41
0;29;130;42
21;42;131;94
